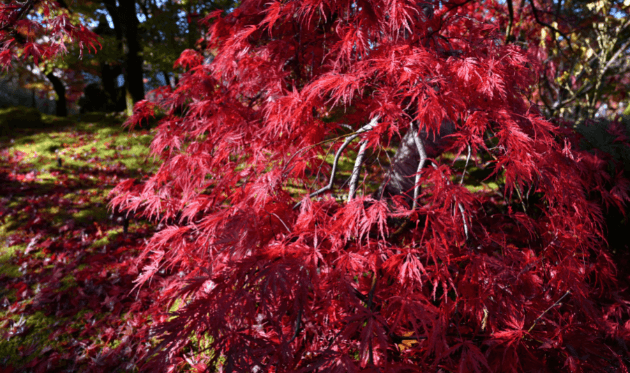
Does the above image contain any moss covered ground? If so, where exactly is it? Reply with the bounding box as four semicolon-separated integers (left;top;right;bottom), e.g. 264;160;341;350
0;108;164;371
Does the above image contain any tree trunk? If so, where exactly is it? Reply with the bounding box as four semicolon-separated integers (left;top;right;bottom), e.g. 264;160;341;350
119;0;145;115
103;0;144;115
377;120;455;205
46;72;67;117
101;63;123;111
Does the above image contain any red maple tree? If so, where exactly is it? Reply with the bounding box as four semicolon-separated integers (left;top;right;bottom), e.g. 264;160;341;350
112;0;630;371
3;0;630;371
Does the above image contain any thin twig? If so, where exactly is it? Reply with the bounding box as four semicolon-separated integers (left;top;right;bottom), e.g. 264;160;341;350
264;210;291;232
457;203;469;239
527;290;571;333
289;308;302;343
527;0;574;51
431;163;469;240
459;144;472;185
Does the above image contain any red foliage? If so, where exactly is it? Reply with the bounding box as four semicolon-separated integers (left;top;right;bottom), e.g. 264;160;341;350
107;0;630;372
0;0;100;69
110;0;630;371
2;0;628;371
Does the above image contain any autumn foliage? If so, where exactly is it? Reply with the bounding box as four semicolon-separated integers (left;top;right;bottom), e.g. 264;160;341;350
108;0;630;371
3;0;630;371
0;0;99;67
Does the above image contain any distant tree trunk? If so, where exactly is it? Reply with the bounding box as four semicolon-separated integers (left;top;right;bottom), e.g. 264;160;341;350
101;64;123;111
103;0;145;116
162;71;171;88
46;72;67;117
119;0;145;116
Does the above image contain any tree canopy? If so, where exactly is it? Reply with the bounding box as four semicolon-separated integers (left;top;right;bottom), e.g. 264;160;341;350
2;0;630;371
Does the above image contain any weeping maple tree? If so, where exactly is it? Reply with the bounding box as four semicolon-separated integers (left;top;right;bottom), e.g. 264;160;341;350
110;0;630;370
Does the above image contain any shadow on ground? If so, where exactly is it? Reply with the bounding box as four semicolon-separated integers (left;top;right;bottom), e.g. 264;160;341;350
0;111;170;371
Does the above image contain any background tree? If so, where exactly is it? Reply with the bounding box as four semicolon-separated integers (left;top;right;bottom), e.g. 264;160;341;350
0;0;100;116
111;0;630;371
65;0;236;115
494;0;630;120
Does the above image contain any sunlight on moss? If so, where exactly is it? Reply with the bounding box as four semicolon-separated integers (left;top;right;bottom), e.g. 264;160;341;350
90;229;124;248
3;113;158;176
59;274;78;292
0;311;67;367
0;247;21;278
319;149;357;173
465;182;500;193
0;245;25;264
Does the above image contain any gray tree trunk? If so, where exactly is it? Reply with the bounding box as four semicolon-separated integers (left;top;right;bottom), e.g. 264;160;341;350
377;120;454;205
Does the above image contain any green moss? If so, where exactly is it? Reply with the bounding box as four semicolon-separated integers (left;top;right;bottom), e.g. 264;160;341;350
59;274;77;292
169;297;184;314
0;244;25;264
72;206;109;224
90;229;125;249
0;311;67;366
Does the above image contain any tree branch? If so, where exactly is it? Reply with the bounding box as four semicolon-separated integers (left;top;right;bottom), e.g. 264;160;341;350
527;290;571;333
505;0;515;43
0;0;36;32
459;145;472;185
527;0;573;51
410;122;428;211
347;140;369;201
294;116;379;209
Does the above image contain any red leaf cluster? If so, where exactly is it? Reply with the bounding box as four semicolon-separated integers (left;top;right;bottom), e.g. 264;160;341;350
0;0;100;69
103;0;628;371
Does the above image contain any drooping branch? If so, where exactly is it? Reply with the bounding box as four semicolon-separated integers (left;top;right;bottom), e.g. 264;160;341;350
430;163;470;240
347;140;369;201
294;116;379;209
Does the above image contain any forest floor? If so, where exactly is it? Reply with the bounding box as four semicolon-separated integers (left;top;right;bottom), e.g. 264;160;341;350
0;107;174;372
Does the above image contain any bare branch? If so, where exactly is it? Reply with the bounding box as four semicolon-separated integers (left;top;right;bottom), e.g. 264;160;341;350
288;308;302;343
410;122;428;210
459;145;472;185
431;163;469;240
347;140;369;201
264;210;291;232
458;202;469;240
603;37;630;75
527;0;574;51
294;116;379;209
